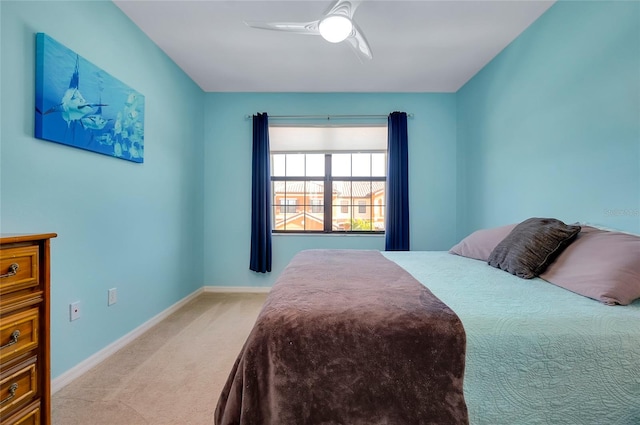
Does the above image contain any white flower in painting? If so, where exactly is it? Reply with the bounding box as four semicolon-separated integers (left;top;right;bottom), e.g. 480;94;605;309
125;92;139;106
114;142;122;157
96;133;112;146
134;121;143;134
113;112;122;135
123;92;142;123
129;122;143;145
129;144;139;159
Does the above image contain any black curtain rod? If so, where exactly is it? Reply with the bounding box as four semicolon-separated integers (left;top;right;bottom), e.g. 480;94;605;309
244;113;414;120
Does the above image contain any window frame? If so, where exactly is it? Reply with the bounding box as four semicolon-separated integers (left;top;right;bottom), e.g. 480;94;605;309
271;152;386;234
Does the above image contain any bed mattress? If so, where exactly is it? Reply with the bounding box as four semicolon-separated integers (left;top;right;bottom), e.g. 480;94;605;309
384;251;640;425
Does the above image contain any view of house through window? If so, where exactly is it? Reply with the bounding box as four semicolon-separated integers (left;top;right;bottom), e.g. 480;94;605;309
270;125;387;233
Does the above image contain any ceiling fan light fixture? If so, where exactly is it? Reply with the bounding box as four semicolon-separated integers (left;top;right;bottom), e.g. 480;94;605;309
319;15;353;43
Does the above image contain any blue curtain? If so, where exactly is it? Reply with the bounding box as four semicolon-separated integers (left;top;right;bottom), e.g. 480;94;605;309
385;111;410;251
250;113;272;272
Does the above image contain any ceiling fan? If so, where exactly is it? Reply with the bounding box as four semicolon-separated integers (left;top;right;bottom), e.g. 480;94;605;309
244;0;373;61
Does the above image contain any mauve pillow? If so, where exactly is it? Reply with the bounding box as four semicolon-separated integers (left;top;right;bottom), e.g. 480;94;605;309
540;226;640;305
449;223;517;261
488;218;581;279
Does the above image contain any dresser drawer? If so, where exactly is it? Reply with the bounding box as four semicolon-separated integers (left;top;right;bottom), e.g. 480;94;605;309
1;399;40;425
0;309;39;364
0;233;55;425
0;247;39;296
0;357;37;416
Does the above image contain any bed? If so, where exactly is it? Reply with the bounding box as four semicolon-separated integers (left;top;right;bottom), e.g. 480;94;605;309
385;251;640;425
216;225;640;424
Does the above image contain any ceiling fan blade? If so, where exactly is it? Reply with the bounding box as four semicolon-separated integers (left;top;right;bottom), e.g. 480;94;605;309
345;23;372;61
244;20;319;35
324;0;361;19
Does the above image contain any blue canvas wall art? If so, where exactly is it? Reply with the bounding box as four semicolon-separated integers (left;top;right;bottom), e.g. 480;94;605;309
35;33;145;163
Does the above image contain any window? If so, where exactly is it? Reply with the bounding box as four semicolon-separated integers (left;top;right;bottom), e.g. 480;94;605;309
270;126;386;233
279;199;297;214
310;199;323;213
358;201;367;214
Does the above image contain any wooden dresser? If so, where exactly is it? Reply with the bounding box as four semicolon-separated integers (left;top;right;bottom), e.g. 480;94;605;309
0;234;56;425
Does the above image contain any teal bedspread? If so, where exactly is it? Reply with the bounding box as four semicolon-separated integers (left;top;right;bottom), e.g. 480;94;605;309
383;251;640;425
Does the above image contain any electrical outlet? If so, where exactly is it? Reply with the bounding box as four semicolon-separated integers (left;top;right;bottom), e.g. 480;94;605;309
70;302;81;321
108;288;117;306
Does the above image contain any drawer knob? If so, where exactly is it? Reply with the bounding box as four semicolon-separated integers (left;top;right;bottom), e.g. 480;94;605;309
0;330;20;350
0;383;18;405
0;263;19;278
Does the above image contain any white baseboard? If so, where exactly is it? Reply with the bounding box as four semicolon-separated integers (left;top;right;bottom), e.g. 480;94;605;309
203;285;271;293
51;287;204;394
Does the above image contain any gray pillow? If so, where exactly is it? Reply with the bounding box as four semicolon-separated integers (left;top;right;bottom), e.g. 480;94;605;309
488;218;581;279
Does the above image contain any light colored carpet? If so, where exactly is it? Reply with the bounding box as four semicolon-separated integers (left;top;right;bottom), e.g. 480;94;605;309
52;293;267;425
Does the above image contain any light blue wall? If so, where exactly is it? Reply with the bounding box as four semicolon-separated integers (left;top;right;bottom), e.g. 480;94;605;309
457;0;640;238
0;1;205;378
204;93;457;287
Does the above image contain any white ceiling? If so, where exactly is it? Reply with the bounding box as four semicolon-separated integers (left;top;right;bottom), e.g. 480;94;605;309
113;0;555;93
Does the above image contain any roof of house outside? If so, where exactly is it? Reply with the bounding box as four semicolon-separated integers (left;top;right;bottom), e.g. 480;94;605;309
274;211;324;226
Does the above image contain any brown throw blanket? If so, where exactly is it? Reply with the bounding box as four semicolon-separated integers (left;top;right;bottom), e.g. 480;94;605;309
215;250;468;425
